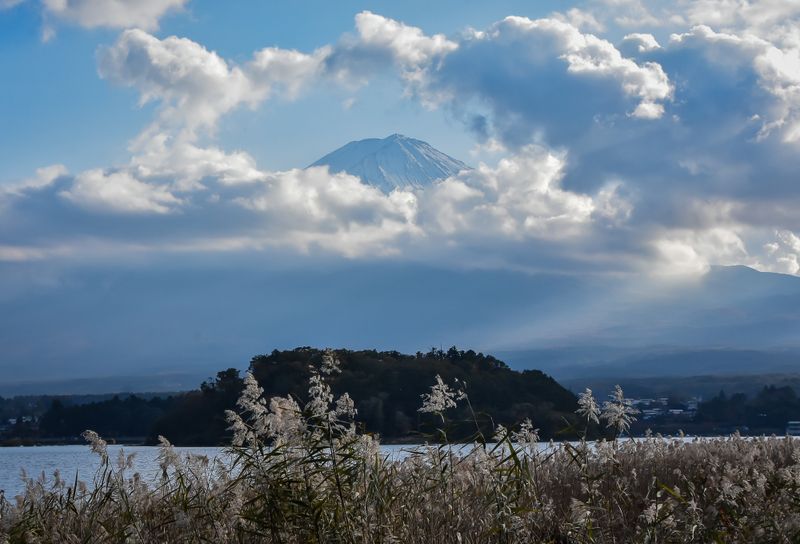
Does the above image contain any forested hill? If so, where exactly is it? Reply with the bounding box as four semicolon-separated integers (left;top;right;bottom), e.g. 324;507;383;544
154;347;579;444
29;347;580;446
258;348;579;437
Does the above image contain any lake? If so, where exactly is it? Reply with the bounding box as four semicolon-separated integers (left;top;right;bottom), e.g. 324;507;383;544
0;437;725;498
0;445;226;498
0;443;432;498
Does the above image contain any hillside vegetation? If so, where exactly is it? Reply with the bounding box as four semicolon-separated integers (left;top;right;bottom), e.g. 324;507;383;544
30;347;579;445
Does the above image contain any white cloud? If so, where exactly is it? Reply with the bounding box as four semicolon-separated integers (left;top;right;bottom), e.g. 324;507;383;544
588;0;800;36
669;25;800;143
759;230;800;274
60;169;182;214
96;29;332;198
650;228;749;277
420;145;602;240
556;8;606;32
98;29;261;133
631;101;664;119
595;0;665;28
248;46;331;99
509;17;673;117
2;164;67;195
234;167;420;257
404;14;673;143
680;0;800;32
622;32;661;52
1;142;629;268
11;7;800;280
354;11;458;68
128;128;266;190
324;11;460;104
90;15;671;231
0;10;682;274
41;0;187;30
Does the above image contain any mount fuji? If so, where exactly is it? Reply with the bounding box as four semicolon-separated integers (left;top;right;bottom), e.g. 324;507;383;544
309;134;470;192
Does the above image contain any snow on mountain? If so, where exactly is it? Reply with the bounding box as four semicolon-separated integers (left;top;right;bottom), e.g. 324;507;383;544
308;134;470;192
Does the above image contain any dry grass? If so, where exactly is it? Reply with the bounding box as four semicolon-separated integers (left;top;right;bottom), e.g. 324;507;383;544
2;357;800;543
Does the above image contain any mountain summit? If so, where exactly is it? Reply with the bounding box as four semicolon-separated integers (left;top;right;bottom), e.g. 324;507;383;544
309;134;470;192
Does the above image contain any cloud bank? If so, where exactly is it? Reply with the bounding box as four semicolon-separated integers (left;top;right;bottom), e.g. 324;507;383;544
5;4;800;278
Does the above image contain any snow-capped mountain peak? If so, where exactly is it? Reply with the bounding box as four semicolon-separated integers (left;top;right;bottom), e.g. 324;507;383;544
309;134;470;192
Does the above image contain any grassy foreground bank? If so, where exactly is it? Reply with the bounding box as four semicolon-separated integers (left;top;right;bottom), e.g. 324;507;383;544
2;352;800;543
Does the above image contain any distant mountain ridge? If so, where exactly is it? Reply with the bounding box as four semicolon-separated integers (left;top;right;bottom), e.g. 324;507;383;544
309;133;470;192
6;264;800;394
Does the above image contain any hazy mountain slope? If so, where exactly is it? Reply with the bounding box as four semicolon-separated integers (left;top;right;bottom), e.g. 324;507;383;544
498;266;800;379
539;348;800;380
561;372;800;400
5;263;800;393
309;133;470;191
0;262;590;392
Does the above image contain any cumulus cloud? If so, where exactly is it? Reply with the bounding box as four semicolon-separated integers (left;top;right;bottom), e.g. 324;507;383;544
0;143;628;267
60;169;182;214
592;0;800;40
7;0;190;40
761;230;800;275
622;33;661;53
407;14;672;147
2;164;68;196
650;228;750;277
97;27;335;135
512;17;671;117
41;0;187;30
680;0;800;32
419;145;602;239
667;24;800;143
323;11;458;102
94;29;338;199
354;11;458;68
97;29;262;133
9;6;800;280
248;46;332;98
91;14;673;217
556;8;606;32
234;167;420;257
128;129;266;189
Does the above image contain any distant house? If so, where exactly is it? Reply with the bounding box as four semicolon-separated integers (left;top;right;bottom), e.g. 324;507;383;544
642;409;664;420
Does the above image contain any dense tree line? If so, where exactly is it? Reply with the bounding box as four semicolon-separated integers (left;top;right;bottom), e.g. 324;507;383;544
150;369;244;445
23;347;580;445
17;350;800;446
39;396;178;439
695;385;800;432
18;349;800;445
0;396;51;422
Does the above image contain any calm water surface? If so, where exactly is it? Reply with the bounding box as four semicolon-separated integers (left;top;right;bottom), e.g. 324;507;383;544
1;437;722;498
0;443;425;497
0;445;226;498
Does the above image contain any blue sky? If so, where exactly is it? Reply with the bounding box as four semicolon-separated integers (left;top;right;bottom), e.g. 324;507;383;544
0;0;571;180
4;0;800;384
